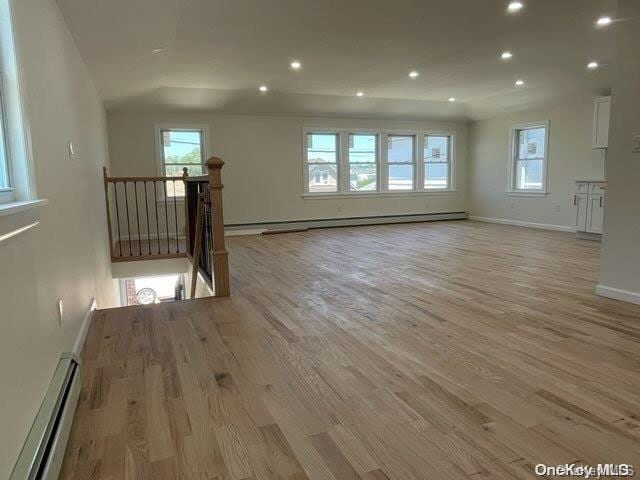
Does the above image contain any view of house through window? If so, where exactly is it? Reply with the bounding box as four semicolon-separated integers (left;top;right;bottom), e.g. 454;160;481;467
349;134;377;191
160;129;205;196
424;135;451;189
306;133;338;193
304;129;454;195
121;274;185;306
513;125;546;190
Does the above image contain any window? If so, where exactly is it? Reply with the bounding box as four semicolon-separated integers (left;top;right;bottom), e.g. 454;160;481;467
348;134;377;192
306;133;338;193
302;129;454;196
387;135;415;190
424;135;451;189
158;128;206;196
510;122;548;192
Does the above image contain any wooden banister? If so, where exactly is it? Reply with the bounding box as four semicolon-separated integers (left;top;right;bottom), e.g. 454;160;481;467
207;157;230;297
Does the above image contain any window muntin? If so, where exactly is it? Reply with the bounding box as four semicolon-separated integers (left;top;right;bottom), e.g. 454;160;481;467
387;135;415;191
307;133;339;193
348;134;377;192
513;126;546;191
424;135;450;190
160;129;206;196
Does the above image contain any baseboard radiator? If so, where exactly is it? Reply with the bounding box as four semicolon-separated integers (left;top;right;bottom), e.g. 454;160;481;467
10;353;81;480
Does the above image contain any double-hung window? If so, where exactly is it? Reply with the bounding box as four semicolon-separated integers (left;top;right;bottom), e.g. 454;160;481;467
348;134;377;192
158;127;207;197
306;132;339;193
387;135;415;190
510;122;548;192
424;135;451;189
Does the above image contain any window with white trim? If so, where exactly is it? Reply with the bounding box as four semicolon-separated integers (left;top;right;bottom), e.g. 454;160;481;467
510;122;548;192
306;132;339;193
158;128;206;197
387;135;415;191
348;134;377;192
424;135;451;189
303;129;454;195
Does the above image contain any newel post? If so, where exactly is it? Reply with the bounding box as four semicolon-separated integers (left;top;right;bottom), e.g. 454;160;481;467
206;157;230;297
103;166;115;259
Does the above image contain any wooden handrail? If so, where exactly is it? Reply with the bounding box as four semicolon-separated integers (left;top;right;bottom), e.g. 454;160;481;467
104;174;184;183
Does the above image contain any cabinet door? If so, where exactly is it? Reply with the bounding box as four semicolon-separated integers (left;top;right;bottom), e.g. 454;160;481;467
592;97;611;148
587;195;604;234
575;193;589;231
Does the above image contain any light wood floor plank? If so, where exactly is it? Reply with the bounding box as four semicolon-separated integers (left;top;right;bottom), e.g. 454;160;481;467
61;221;640;479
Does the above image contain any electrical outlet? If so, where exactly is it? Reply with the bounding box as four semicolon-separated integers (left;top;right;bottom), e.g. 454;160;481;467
57;299;64;325
632;134;640;154
555;205;561;212
337;205;344;212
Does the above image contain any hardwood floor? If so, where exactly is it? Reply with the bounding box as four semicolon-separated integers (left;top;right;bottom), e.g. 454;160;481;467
60;220;640;479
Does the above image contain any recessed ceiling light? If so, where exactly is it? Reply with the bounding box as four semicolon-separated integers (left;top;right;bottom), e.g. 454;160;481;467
152;48;164;53
596;16;612;26
356;91;364;97
507;1;524;13
409;71;419;78
515;79;525;86
290;60;302;70
501;51;513;60
587;61;599;70
259;85;268;92
448;97;456;102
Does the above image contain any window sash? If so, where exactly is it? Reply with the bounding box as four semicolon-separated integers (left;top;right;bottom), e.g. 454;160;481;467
0;89;11;192
510;124;547;191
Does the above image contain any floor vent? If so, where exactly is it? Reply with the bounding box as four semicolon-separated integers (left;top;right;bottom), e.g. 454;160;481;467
10;353;81;480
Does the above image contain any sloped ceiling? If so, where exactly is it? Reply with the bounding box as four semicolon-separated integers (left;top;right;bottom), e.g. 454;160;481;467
57;0;618;120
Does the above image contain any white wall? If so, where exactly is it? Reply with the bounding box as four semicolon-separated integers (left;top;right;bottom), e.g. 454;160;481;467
107;111;469;226
598;0;640;302
469;98;605;229
0;0;118;475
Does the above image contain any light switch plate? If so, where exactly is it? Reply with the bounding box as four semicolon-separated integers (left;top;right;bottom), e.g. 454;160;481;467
632;135;640;154
57;298;64;325
68;140;76;160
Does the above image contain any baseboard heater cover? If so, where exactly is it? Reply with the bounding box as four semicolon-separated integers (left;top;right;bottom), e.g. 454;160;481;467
10;353;81;480
226;211;468;233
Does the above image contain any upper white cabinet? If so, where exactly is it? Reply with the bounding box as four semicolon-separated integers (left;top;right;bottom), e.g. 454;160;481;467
592;96;611;149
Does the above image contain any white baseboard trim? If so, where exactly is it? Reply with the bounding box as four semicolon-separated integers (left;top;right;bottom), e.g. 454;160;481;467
225;228;265;237
72;298;97;356
469;216;575;233
596;284;640;305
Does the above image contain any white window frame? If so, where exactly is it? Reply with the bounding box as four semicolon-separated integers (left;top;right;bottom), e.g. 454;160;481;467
0;0;38;212
303;129;341;194
507;120;550;196
386;134;417;191
154;124;211;199
302;127;456;198
423;134;453;190
347;132;380;193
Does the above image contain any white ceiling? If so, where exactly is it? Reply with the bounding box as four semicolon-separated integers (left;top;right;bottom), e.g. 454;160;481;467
56;0;618;120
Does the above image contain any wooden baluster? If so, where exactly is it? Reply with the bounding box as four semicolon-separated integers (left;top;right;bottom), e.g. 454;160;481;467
206;157;230;297
182;167;190;256
103;167;116;259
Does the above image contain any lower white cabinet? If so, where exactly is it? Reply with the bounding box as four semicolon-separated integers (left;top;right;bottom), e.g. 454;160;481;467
575;181;605;237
